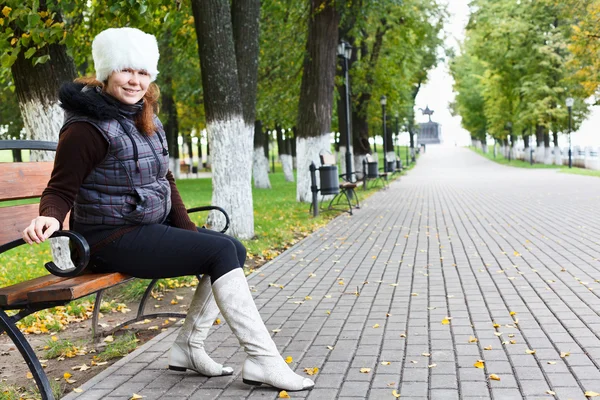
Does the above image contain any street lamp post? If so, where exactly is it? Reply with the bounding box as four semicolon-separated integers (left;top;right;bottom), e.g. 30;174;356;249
337;40;354;181
395;113;400;159
566;97;574;169
381;95;387;172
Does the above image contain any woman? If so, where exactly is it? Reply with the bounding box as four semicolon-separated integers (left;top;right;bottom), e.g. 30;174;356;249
22;27;313;392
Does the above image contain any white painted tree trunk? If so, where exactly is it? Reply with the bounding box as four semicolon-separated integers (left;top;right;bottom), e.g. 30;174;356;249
169;157;181;179
535;145;544;163
509;145;516;160
296;134;332;203
21;100;75;271
252;147;271;189
482;144;488;154
354;154;367;180
554;147;562;166
499;145;506;157
524;147;531;163
281;154;294;182
544;146;552;165
207;117;254;239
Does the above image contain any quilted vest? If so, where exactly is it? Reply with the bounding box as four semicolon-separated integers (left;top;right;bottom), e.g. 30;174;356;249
61;112;171;226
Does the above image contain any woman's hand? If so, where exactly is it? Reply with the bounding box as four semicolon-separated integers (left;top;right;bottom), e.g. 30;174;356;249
22;216;60;244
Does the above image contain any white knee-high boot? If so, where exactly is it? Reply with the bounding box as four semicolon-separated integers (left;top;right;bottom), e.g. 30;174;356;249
168;274;234;376
212;268;314;391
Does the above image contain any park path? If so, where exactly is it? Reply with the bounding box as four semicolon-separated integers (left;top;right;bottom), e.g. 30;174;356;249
65;146;600;400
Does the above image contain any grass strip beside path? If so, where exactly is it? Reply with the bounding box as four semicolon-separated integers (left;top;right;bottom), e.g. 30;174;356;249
469;146;600;177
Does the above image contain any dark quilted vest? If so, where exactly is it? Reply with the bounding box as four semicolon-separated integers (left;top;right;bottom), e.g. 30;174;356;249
61;112;171;226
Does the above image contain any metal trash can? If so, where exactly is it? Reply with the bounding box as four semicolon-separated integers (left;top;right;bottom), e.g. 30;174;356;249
386;160;395;173
319;165;340;195
367;161;378;178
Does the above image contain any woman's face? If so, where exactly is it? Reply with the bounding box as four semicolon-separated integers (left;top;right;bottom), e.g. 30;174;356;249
105;68;150;105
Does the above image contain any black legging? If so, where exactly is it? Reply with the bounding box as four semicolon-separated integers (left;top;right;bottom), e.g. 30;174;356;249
90;225;246;282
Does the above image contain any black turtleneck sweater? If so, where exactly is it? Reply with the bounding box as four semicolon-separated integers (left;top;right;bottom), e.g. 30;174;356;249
40;121;197;253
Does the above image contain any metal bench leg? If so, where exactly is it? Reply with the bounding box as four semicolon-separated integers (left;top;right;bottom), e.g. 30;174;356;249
0;310;55;400
107;279;187;334
92;289;105;339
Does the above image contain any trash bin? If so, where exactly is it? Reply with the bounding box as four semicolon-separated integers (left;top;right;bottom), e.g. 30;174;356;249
319;165;340;195
386;160;395;173
367;161;378;178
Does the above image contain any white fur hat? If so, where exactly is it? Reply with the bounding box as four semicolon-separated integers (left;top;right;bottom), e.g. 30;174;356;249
92;27;159;82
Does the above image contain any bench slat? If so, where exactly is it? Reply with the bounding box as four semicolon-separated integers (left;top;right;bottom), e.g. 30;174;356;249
27;273;132;304
0;204;42;244
0;162;54;201
0;274;68;307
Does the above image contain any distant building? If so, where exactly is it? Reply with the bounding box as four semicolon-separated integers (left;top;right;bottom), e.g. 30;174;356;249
417;105;442;145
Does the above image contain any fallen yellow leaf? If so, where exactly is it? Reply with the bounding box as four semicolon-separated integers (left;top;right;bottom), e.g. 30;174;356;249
103;335;114;343
51;336;58;342
279;390;291;398
441;318;450;325
546;390;556;395
26;372;33;379
585;391;600;397
285;356;293;364
392;389;401;398
428;363;437;368
469;336;478;343
526;349;536;355
474;360;485;369
303;367;319;376
63;372;72;380
484;346;492;350
327;346;334;350
130;394;145;400
214;318;221;325
360;368;371;373
373;324;380;328
73;388;83;393
489;374;500;381
547;361;557;365
509;311;516;316
560;352;570;358
381;361;391;365
422;353;431;357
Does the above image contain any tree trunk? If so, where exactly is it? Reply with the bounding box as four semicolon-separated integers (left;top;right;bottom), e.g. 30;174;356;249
253;120;271;188
197;130;203;169
160;76;181;178
543;131;552;165
291;126;297;169
12;149;22;162
295;0;340;202
281;130;294;182
192;0;257;239
11;30;77;271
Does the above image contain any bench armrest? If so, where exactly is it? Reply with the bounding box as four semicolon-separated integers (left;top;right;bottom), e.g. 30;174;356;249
187;206;230;234
0;231;91;278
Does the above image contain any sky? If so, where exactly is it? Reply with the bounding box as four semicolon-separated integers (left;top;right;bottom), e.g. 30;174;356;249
415;0;600;148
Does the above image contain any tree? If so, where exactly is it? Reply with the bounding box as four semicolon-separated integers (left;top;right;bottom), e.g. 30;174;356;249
296;0;340;202
191;0;260;239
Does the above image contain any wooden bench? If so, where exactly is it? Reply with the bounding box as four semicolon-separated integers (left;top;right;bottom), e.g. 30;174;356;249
362;153;389;190
0;140;229;400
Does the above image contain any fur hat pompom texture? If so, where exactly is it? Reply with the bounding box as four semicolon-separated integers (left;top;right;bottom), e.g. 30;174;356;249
92;27;159;82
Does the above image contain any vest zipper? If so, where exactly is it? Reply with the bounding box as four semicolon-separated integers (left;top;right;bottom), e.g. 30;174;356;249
141;132;169;222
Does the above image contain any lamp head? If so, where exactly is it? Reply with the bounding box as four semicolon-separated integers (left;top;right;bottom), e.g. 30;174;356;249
566;97;574;108
380;95;387;106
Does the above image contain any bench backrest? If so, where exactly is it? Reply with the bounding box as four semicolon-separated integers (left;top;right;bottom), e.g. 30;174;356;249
0;140;63;244
320;153;336;166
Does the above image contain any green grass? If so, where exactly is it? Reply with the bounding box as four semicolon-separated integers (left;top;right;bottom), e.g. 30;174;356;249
0;381;61;400
94;332;138;361
559;167;600;177
470;146;562;169
470;146;600;177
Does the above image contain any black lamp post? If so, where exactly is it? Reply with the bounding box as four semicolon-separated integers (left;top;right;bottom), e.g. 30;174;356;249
566;97;574;168
337;40;354;181
395;113;400;158
381;95;387;172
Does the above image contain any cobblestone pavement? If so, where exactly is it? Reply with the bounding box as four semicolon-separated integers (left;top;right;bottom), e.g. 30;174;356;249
64;146;600;400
